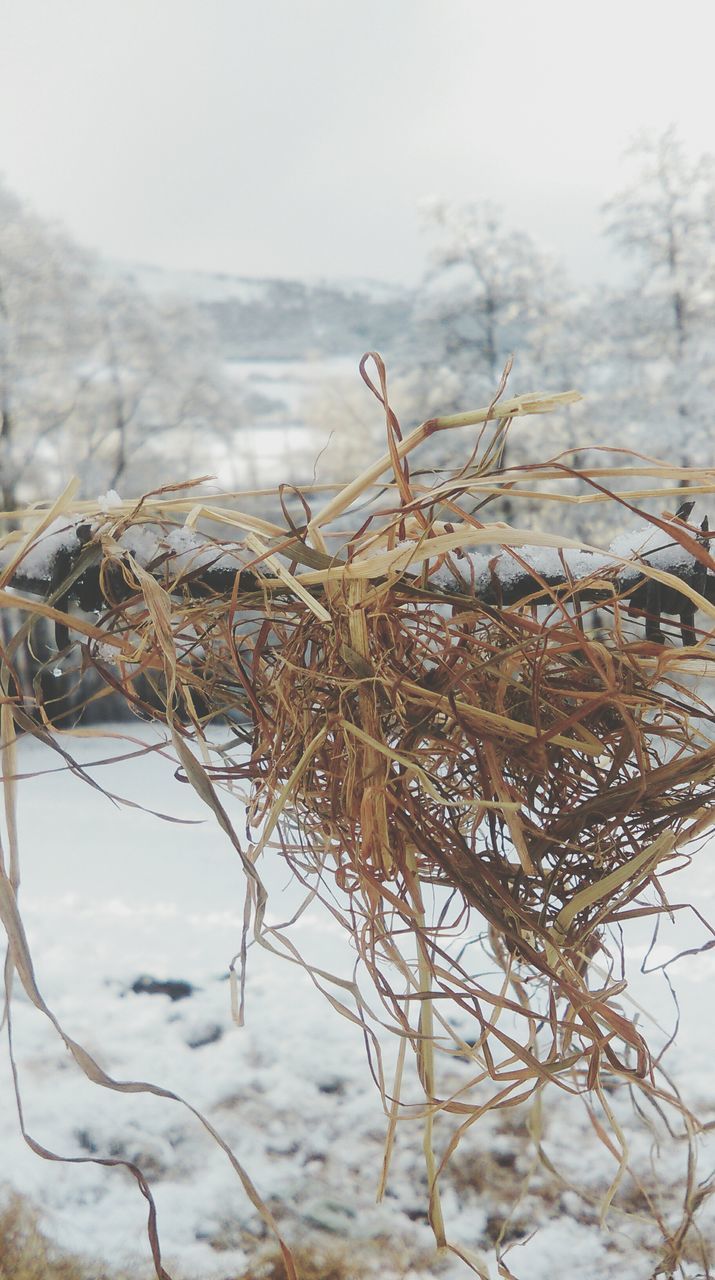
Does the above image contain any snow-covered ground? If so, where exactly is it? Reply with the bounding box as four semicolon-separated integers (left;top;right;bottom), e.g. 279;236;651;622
1;727;715;1279
224;356;364;488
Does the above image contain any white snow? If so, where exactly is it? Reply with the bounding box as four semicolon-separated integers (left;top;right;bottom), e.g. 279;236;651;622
119;523;165;567
3;504;709;626
430;551;492;592
609;520;696;575
1;728;714;1278
0;517;81;580
163;526;252;576
0;520;255;587
429;523;709;596
493;544;607;585
97;489;124;511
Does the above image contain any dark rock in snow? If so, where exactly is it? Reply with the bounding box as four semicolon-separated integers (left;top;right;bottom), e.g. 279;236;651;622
130;975;195;1001
316;1075;346;1095
186;1023;223;1049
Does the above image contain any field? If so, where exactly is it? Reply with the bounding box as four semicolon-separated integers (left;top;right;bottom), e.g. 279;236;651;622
2;727;715;1278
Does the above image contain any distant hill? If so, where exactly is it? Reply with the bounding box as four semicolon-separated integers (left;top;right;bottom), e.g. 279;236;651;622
111;261;415;360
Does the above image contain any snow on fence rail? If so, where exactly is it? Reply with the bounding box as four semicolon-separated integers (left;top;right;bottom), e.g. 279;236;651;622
2;474;713;649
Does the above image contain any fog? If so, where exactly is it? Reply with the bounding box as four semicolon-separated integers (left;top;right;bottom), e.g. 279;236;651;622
2;0;715;283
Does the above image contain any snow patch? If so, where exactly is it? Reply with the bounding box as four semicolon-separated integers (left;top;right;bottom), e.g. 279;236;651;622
97;489;123;511
609;521;695;573
3;518;81;579
1;729;714;1279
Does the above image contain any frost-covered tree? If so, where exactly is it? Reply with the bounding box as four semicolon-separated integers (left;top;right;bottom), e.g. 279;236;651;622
411;199;572;413
0;180;97;510
71;280;247;497
0;180;249;507
403;200;581;519
600;128;715;465
0;180;253;716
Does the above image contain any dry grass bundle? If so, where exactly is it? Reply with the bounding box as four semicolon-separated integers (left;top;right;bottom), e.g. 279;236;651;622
3;355;715;1277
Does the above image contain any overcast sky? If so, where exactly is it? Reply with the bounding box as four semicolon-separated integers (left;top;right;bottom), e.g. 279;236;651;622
1;0;714;285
